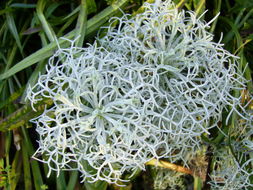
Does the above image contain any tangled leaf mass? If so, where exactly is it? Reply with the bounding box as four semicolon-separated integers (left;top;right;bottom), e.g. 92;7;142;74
27;0;252;187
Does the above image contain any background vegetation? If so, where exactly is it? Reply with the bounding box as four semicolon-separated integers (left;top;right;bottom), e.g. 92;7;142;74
0;0;252;189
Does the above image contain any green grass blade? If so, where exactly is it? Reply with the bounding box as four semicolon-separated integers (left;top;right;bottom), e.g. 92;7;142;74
21;136;32;190
75;0;88;47
0;41;54;80
220;16;242;46
66;171;78;190
5;131;12;190
176;0;188;9
0;20;27;97
10;3;36;9
194;0;206;16
44;1;66;18
86;0;97;14
56;171;67;190
239;53;253;92
0;21;7;39
5;12;23;56
5;43;18;72
0;0;130;81
194;176;203;190
238;8;253;29
21;127;44;190
234;8;245;26
61;6;80;22
57;13;78;37
0;51;7;65
82;0;129;38
10;151;22;190
37;0;56;42
210;0;221;33
0;8;12;16
0;20;29;98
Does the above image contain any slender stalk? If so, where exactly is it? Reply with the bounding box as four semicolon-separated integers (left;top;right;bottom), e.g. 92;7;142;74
75;0;88;47
146;159;193;176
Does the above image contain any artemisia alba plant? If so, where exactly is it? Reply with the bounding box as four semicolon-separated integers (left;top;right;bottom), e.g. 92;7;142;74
26;0;253;188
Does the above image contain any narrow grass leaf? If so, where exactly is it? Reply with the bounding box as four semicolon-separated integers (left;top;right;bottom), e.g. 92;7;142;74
0;8;12;16
66;171;78;190
21;127;44;190
176;0;188;9
194;176;203;190
37;0;56;42
87;0;97;14
238;9;253;29
79;0;129;37
194;0;206;16
5;131;12;189
10;151;22;190
75;0;88;47
234;8;245;26
221;16;242;45
10;3;36;9
210;0;221;33
21;138;32;190
239;53;253;92
61;6;80;22
45;1;66;18
56;171;67;190
0;42;55;80
57;14;78;37
6;12;23;56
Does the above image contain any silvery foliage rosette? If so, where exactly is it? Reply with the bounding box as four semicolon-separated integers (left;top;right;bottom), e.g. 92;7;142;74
27;0;251;185
27;40;170;183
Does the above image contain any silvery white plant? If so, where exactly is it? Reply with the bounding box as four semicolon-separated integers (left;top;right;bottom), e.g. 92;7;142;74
100;0;250;161
27;38;173;184
209;147;253;190
153;169;185;190
27;0;252;186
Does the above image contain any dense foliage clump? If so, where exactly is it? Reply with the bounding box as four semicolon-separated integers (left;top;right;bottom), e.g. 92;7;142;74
26;0;253;188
